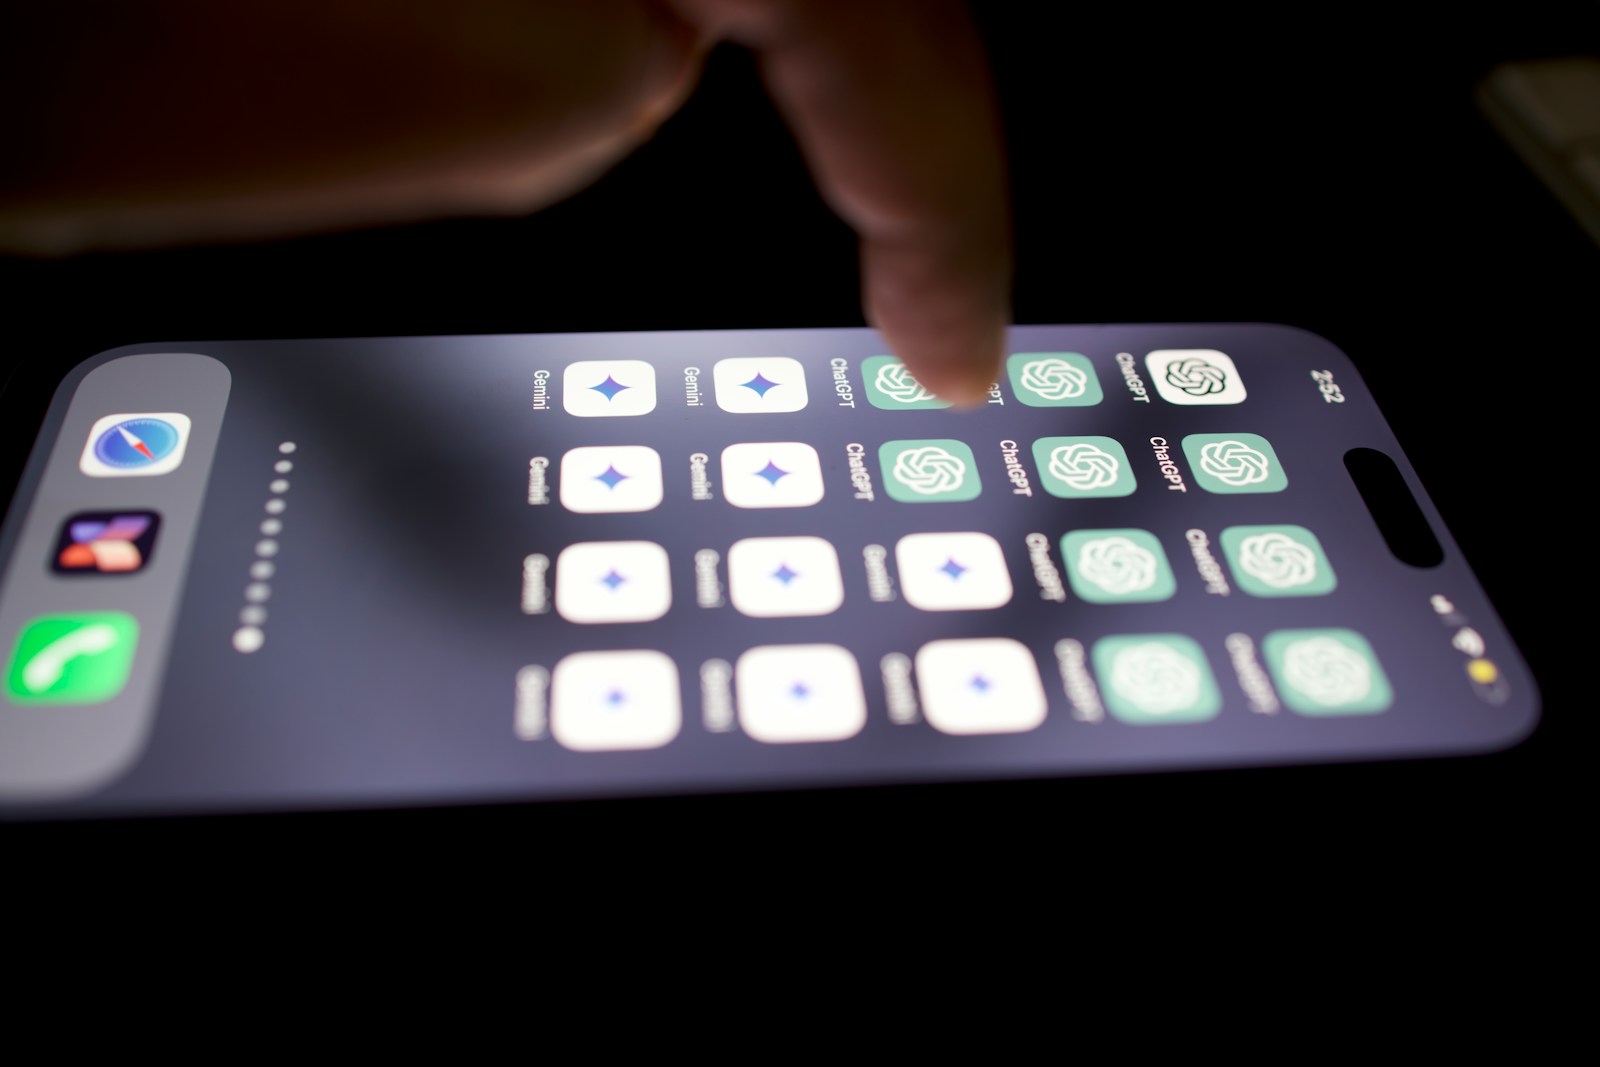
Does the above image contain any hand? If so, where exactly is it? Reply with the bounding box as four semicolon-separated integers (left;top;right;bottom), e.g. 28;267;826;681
0;1;1009;400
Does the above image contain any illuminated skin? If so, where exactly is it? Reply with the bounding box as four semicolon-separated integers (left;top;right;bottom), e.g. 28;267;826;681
0;0;1009;402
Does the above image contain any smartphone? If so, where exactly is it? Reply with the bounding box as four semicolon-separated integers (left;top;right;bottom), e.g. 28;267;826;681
0;324;1538;817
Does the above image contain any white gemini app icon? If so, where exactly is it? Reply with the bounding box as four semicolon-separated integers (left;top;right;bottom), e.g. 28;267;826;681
550;650;681;751
736;644;867;743
915;638;1048;735
895;532;1013;611
1145;350;1247;405
562;360;658;417
712;357;809;413
720;442;825;508
554;540;671;623
727;536;844;617
559;446;664;513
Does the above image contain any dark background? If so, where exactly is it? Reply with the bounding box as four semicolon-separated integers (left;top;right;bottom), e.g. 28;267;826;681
2;4;1589;872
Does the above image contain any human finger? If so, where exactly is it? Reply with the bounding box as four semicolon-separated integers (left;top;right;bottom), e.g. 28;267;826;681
0;1;702;254
674;0;1011;402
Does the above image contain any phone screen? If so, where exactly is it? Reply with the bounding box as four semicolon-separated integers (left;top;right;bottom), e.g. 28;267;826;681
0;324;1538;816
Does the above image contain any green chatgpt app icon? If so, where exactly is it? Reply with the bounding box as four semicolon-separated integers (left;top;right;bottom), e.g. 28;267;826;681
1007;353;1103;407
861;356;952;410
1181;432;1287;494
1061;528;1175;604
1220;524;1336;597
5;612;139;705
1092;634;1221;725
1032;436;1136;498
879;439;981;502
1263;628;1392;716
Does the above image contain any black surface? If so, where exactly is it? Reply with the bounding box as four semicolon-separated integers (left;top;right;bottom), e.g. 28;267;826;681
2;6;1590;869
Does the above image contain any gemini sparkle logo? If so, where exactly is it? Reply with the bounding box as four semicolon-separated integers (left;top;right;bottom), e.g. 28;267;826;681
713;358;809;412
562;361;657;417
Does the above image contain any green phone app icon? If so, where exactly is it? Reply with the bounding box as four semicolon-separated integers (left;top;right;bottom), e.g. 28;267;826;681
861;356;952;410
1032;436;1135;498
879;439;980;502
1220;525;1336;597
1092;634;1221;724
5;612;139;705
1181;432;1287;494
1262;628;1392;716
1061;528;1175;603
1007;353;1103;407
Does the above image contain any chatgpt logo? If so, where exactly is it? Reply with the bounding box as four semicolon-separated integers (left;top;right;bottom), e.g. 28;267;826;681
1032;436;1135;498
1007;353;1102;407
895;446;965;492
1078;537;1156;594
1093;634;1221;724
1166;357;1227;395
1113;644;1202;713
1182;433;1287;494
861;356;950;410
1239;532;1316;587
1052;443;1117;490
1200;440;1270;485
1220;525;1336;597
1284;638;1370;705
1146;349;1247;405
879;439;980;502
1061;529;1175;603
1263;628;1392;716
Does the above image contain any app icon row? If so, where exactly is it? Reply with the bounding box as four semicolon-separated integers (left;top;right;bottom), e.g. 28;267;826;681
537;526;1336;624
551;433;1287;512
4;410;195;707
543;628;1392;752
558;350;1249;416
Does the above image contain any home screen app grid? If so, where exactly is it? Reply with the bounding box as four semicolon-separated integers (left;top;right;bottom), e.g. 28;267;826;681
531;344;1387;752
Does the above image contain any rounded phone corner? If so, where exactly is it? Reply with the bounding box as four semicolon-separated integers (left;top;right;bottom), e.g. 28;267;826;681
1444;686;1544;761
1248;321;1358;362
58;350;232;419
74;345;231;376
0;711;155;811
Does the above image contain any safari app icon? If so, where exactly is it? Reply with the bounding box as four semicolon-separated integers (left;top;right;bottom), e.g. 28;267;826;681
79;413;192;477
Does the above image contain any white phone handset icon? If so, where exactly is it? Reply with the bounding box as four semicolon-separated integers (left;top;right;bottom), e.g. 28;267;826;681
21;624;119;694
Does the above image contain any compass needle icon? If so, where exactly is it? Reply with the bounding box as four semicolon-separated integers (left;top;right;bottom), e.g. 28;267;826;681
117;425;156;460
79;412;191;476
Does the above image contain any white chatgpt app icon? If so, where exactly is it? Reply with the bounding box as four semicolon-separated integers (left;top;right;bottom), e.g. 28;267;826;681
1146;350;1247;405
